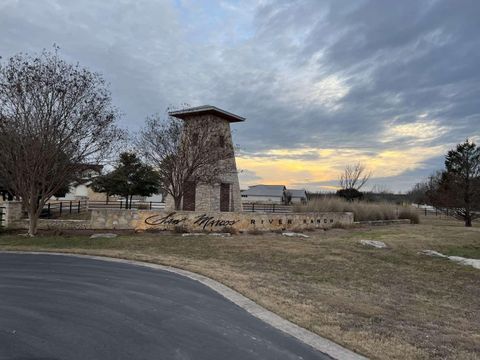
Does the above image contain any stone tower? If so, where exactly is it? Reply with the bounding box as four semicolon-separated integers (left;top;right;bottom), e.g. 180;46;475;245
165;105;244;212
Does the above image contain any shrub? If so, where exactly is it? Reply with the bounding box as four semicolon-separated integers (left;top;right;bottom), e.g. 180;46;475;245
248;228;263;235
173;225;188;234
136;203;150;210
398;208;420;224
330;222;347;229
221;226;239;235
295;197;403;222
336;188;363;201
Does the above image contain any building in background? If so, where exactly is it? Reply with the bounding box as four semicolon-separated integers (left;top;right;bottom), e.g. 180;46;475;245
288;189;308;204
241;185;286;203
241;185;307;204
52;165;107;201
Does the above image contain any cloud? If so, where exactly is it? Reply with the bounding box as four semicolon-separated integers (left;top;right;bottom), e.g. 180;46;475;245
237;169;262;189
0;0;478;191
237;142;448;192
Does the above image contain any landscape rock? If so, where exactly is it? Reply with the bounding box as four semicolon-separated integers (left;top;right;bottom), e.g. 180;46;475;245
419;250;446;258
449;256;480;270
209;233;232;237
182;232;231;237
359;240;387;249
420;250;480;270
282;232;309;238
90;233;117;239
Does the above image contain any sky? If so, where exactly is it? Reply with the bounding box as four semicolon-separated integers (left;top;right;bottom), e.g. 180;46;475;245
1;0;479;192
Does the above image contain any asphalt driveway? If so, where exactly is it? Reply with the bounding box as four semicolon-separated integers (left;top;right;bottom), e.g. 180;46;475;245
0;253;331;360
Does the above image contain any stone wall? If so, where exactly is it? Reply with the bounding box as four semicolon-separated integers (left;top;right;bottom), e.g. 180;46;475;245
91;209;354;232
3;201;23;227
12;219;91;230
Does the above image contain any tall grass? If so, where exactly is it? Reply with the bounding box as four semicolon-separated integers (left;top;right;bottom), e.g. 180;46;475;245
295;197;419;223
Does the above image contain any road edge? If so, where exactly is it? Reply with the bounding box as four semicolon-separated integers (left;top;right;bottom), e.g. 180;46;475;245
0;250;367;360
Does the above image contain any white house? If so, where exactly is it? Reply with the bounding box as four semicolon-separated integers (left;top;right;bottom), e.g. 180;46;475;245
52;165;107;201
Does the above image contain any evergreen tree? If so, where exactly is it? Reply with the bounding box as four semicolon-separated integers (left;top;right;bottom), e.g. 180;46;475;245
443;140;480;226
91;153;160;208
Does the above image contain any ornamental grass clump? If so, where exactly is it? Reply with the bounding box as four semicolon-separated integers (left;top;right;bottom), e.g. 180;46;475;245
295;197;418;222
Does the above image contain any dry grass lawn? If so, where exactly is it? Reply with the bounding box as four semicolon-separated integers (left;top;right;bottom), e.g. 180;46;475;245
0;215;479;359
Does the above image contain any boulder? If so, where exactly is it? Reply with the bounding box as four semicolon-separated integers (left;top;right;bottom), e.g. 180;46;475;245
359;240;387;248
282;232;309;238
90;233;117;239
181;233;231;237
420;250;480;270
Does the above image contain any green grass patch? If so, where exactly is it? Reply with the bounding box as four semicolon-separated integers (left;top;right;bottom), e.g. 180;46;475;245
442;244;480;259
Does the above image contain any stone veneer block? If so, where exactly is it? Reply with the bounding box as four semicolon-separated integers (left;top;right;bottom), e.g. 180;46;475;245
90;209;354;232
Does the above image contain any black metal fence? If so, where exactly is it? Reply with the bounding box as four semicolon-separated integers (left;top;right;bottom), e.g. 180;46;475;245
41;200;295;215
41;200;88;218
242;203;292;213
88;201;165;210
41;200;166;217
413;205;479;218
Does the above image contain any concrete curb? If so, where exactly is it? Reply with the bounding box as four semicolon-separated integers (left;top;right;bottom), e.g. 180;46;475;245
0;251;367;360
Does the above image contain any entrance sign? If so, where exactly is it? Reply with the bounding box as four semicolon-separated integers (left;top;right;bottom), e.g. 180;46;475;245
91;209;354;232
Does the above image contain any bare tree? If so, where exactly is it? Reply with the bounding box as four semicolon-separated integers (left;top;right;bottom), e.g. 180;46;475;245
338;163;372;201
137;112;232;210
339;163;372;190
0;48;121;235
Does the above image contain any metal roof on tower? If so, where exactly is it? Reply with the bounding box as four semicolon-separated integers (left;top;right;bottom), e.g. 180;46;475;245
168;105;245;123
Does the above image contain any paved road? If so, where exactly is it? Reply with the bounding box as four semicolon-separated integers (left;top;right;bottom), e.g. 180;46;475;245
0;253;331;360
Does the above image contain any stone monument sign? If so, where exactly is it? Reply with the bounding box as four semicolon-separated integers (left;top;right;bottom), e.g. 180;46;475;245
165;105;244;212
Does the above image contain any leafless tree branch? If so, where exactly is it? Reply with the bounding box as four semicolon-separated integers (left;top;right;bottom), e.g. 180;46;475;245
137;111;232;210
339;163;372;190
0;48;122;235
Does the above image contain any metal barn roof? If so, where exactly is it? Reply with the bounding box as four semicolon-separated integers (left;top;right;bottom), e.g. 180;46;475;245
242;185;286;197
289;189;307;198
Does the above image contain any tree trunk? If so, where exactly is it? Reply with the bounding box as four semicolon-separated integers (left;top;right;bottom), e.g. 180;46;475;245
27;211;38;236
130;194;133;209
465;214;472;227
174;196;182;210
26;195;42;236
465;202;472;227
